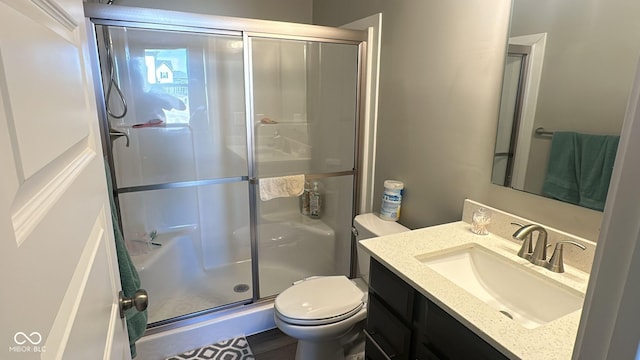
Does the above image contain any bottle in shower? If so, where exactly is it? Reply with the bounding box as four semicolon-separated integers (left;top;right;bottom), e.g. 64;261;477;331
309;181;322;219
299;180;311;216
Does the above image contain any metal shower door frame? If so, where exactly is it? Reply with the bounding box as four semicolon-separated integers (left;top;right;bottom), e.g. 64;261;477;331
84;2;368;330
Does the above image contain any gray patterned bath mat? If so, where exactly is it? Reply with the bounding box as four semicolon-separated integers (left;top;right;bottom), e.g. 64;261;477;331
166;336;254;360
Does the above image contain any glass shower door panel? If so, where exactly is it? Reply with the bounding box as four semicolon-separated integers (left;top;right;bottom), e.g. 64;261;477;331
99;26;248;188
250;37;359;297
251;38;359;178
99;25;253;324
257;175;355;298
117;181;251;324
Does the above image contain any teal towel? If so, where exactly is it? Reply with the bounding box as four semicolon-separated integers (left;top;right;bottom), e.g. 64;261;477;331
104;162;147;358
542;132;619;211
542;132;581;205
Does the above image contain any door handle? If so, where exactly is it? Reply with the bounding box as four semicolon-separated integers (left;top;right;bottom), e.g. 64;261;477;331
119;289;148;318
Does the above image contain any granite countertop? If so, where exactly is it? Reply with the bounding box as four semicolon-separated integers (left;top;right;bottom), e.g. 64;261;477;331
360;221;590;360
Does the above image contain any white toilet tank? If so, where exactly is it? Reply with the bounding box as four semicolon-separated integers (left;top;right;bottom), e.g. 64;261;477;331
354;213;410;283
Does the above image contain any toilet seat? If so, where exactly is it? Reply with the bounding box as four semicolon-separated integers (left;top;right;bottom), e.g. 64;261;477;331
276;303;364;326
275;276;364;326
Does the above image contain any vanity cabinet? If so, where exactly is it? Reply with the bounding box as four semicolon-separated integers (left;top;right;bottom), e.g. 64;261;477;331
365;257;415;359
366;258;509;360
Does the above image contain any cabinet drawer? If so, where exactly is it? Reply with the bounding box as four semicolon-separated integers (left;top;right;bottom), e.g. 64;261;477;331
369;258;414;321
414;345;444;360
364;332;393;360
414;296;509;360
366;293;412;360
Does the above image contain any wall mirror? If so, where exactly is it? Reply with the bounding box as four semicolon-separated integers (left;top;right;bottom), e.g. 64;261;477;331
491;0;640;211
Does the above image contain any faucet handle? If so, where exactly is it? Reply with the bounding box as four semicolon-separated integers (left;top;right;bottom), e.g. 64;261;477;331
544;241;586;273
511;222;533;259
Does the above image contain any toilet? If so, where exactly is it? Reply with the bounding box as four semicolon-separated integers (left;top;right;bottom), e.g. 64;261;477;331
274;213;410;360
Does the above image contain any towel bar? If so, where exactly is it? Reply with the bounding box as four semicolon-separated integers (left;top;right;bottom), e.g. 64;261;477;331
535;127;554;136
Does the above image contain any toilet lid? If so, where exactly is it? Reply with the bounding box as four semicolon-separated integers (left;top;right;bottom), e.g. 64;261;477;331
275;276;364;325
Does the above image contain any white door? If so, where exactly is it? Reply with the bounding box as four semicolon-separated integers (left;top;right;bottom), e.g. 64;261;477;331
0;0;131;359
572;57;640;359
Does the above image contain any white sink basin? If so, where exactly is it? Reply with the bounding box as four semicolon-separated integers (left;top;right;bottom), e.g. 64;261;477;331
417;245;584;329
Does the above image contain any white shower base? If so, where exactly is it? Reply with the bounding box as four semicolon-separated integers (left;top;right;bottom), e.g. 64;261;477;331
145;260;313;323
131;219;336;324
147;261;251;324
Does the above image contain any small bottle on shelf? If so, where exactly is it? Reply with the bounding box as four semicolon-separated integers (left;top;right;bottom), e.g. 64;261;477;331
309;181;322;219
299;181;311;216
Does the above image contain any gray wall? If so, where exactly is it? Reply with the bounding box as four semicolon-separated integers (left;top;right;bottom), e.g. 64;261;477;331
511;0;638;194
103;0;604;241
107;0;313;23
313;0;603;241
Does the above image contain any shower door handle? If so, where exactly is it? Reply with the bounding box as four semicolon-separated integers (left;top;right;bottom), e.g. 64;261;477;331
119;289;148;318
110;129;130;147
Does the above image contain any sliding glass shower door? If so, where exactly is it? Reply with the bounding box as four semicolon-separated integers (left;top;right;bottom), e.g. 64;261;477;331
97;25;252;324
88;4;366;327
249;37;360;297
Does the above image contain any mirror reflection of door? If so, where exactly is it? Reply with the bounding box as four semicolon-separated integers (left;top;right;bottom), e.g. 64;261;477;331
493;44;530;187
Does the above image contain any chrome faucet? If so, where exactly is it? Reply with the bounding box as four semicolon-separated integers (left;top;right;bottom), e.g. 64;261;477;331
511;222;532;259
512;224;548;266
513;225;587;272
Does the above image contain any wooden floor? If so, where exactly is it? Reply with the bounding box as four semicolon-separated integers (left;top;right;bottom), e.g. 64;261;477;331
247;328;298;360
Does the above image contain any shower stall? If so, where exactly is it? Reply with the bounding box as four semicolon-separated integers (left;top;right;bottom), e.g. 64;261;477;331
85;4;367;327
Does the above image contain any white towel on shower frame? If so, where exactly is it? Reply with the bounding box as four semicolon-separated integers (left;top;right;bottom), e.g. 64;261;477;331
259;175;305;201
